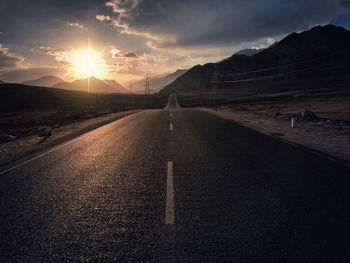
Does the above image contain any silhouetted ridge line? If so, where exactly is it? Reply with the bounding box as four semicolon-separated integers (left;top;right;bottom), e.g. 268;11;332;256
160;24;350;94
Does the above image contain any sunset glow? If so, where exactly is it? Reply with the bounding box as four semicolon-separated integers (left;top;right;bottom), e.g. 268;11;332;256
0;0;349;86
67;48;108;79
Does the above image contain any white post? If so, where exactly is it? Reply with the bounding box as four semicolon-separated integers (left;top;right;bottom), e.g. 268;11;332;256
291;117;295;128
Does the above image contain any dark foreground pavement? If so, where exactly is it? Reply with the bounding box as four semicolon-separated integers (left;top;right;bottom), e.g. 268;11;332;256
1;97;350;262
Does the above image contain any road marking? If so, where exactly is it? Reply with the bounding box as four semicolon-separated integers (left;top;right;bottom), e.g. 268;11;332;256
166;161;175;225
170;123;173;131
170;113;172;118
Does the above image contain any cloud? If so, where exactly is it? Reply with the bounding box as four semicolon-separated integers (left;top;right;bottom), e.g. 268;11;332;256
31;45;68;65
250;37;277;49
109;52;191;79
67;22;88;30
2;0;349;82
110;48;120;58
105;0;350;48
96;15;111;21
110;48;138;58
342;0;350;7
267;38;275;45
122;52;137;58
0;44;23;70
34;46;61;56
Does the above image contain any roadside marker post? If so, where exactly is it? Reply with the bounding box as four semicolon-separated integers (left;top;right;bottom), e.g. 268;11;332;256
291;117;295;128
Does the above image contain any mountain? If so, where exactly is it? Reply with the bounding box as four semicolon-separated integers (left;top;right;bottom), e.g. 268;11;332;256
53;77;128;93
22;75;64;87
234;48;263;56
132;69;187;93
161;25;350;94
103;79;127;93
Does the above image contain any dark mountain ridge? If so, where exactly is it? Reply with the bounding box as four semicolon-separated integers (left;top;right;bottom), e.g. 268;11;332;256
161;25;350;94
234;48;264;56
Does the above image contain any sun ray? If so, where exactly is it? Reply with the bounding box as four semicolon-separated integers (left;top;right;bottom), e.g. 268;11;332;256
66;47;108;80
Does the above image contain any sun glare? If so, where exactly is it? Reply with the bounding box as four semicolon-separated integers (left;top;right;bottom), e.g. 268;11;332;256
68;48;108;79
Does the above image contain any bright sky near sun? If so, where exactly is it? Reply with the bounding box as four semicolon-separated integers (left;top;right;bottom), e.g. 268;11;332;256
64;48;108;79
0;0;349;85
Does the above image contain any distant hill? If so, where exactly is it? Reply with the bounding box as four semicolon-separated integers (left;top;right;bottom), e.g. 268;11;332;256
132;69;187;93
234;48;263;56
0;83;167;112
102;79;127;93
22;75;64;87
54;77;128;93
161;25;350;94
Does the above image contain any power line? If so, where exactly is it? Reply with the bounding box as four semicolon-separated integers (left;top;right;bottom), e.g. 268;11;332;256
215;60;349;84
223;48;350;77
213;63;217;91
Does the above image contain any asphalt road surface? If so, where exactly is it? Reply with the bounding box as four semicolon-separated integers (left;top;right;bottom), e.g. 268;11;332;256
1;95;350;262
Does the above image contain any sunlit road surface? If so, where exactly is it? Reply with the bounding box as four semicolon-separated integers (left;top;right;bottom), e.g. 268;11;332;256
1;95;350;262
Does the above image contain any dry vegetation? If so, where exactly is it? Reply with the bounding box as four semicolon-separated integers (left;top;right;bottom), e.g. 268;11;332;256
0;83;168;143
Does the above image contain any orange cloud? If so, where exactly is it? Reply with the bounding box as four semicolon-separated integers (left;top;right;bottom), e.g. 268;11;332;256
67;22;88;31
96;15;111;21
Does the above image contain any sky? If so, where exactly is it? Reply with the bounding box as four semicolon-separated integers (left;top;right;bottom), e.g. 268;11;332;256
0;0;349;85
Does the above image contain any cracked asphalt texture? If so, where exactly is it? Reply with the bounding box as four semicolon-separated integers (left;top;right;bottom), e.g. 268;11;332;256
1;96;350;262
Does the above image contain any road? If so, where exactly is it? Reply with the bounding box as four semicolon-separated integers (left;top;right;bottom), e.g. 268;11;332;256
1;94;350;262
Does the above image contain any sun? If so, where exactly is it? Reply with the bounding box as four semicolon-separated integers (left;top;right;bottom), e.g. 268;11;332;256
68;48;108;79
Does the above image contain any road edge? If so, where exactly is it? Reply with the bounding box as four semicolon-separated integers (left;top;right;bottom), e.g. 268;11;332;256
200;108;350;168
0;110;144;174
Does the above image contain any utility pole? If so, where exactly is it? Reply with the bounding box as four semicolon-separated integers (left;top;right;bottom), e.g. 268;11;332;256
213;63;217;92
213;63;217;110
145;73;151;94
129;81;133;94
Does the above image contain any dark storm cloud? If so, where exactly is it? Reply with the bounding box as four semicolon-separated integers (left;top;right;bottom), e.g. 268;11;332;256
0;0;109;41
0;53;21;69
0;45;22;69
108;0;349;47
342;0;350;7
1;0;347;52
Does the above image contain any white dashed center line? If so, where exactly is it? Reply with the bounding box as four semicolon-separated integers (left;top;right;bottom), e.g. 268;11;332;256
166;161;175;225
170;123;173;131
